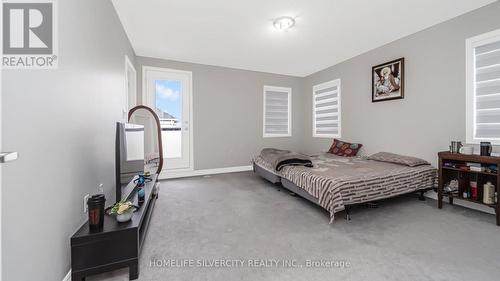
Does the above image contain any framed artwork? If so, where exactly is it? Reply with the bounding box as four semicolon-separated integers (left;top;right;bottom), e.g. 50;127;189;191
372;58;404;102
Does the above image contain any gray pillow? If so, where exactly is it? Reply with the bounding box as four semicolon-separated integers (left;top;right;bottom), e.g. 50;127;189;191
367;152;430;167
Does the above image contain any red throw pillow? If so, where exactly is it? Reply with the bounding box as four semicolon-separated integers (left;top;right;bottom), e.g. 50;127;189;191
328;139;363;157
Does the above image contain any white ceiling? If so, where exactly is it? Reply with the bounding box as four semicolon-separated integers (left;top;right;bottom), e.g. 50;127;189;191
112;0;496;77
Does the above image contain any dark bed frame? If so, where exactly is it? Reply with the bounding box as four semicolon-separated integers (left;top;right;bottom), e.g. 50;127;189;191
253;163;429;221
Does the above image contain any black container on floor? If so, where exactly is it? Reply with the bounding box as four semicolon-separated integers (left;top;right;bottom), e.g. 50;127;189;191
87;194;106;232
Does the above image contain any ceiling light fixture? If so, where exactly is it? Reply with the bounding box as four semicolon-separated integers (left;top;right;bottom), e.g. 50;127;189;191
273;16;295;32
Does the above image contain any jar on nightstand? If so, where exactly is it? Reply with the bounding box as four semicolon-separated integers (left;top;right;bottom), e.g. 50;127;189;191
483;182;495;205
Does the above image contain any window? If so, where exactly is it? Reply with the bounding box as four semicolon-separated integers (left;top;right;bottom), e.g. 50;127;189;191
313;79;341;138
263;86;291;137
466;29;500;144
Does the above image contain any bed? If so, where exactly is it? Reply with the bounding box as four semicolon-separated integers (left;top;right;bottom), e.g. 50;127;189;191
253;152;437;222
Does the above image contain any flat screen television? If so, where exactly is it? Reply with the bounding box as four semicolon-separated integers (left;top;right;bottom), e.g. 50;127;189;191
115;122;144;201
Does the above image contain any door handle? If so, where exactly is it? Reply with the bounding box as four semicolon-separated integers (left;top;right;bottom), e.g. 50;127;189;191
0;152;18;163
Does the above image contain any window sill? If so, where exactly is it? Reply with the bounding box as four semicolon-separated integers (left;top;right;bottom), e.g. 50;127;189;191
263;134;292;138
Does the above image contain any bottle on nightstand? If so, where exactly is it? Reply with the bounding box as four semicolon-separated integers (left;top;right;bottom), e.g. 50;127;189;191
483;182;495;205
471;181;478;201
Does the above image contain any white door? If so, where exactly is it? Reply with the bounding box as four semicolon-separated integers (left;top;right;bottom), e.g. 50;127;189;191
143;66;192;171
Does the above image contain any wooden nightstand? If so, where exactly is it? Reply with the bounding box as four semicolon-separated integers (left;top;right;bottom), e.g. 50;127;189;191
438;151;500;226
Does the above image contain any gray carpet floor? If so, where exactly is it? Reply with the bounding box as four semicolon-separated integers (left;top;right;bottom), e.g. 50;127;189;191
89;171;500;281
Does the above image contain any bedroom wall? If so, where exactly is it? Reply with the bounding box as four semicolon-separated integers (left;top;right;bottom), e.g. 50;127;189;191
300;1;500;166
1;1;135;280
135;56;303;170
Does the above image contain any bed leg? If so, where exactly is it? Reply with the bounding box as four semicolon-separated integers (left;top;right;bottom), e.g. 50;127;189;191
344;206;351;221
419;190;426;201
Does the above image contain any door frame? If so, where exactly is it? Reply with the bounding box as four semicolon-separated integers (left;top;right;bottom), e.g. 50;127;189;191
0;2;3;277
141;65;194;173
124;55;137;117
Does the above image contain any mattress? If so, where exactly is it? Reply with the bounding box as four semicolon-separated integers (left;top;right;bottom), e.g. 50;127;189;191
253;155;280;175
254;153;437;222
253;161;281;184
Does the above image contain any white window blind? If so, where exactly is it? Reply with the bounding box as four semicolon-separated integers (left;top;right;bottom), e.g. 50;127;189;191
466;29;500;144
313;79;341;138
263;86;291;137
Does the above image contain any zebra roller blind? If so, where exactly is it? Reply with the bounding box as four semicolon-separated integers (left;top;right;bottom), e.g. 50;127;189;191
263;86;291;137
467;30;500;144
313;79;341;138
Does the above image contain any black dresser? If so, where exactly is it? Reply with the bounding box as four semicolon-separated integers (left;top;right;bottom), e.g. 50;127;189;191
70;174;159;280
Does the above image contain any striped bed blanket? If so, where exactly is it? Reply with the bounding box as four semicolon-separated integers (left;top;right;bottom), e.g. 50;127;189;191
254;153;437;222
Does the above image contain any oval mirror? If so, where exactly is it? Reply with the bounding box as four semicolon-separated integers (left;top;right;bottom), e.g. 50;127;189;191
128;105;163;175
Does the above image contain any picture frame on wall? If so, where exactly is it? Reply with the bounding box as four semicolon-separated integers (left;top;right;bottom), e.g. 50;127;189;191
372;58;405;102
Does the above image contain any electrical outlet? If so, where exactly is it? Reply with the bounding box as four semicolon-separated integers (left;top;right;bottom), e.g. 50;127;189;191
97;183;104;194
83;194;90;213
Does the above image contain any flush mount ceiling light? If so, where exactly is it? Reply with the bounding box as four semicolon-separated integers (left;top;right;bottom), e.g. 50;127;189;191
273;16;295;32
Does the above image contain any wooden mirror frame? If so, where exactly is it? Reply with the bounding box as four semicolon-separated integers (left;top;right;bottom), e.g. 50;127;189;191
128;105;164;174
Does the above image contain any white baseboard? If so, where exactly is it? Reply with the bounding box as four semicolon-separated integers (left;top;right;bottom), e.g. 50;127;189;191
425;191;495;215
62;270;71;281
159;165;253;180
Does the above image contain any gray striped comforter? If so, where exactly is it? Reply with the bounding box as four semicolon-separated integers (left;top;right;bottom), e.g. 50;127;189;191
254;153;437;222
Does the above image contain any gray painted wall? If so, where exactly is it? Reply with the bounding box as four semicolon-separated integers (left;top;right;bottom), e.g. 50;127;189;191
300;1;500;165
1;1;135;280
135;57;303;170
